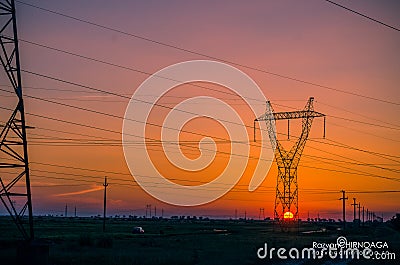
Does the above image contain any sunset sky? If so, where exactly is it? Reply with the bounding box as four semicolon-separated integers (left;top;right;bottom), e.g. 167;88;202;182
1;0;399;221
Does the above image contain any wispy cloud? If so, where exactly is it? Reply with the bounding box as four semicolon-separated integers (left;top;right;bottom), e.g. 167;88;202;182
54;186;103;197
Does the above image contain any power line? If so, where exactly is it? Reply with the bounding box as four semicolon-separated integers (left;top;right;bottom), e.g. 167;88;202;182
4;104;400;189
324;121;400;144
13;4;400;106
2;101;399;184
10;71;400;159
3;85;399;145
3;81;400;186
324;0;400;32
272;100;400;131
316;100;400;129
15;134;400;174
3;168;398;196
16;124;400;173
8;84;400;167
4;80;399;135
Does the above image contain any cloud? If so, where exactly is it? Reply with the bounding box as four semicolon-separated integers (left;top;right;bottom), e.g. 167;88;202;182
54;186;103;197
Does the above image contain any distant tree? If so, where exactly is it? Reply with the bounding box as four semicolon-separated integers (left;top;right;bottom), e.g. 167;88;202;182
390;213;400;231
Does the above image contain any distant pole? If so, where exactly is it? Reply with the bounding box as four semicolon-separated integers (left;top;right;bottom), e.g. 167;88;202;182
351;198;357;222
65;204;67;218
145;204;152;218
235;209;237;220
244;211;247;220
357;203;361;227
339;190;348;230
161;208;164;218
154;206;157;217
362;206;365;225
103;176;108;232
75;206;77;218
366;209;369;222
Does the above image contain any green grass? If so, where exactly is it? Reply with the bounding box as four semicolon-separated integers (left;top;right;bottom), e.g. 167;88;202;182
0;217;399;264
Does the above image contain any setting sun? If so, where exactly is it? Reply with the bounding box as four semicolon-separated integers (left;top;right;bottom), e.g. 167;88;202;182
283;211;294;220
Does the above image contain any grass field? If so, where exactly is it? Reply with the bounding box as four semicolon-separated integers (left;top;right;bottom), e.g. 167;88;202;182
0;217;399;264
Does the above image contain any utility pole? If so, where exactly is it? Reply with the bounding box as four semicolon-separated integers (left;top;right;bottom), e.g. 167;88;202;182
351;198;357;222
244;211;247;220
362;206;365;225
145;204;152;218
357;203;361;227
75;206;77;218
235;209;237;220
154;206;157;217
259;208;265;220
103;176;108;232
339;190;348;230
65;204;68;218
161;208;164;218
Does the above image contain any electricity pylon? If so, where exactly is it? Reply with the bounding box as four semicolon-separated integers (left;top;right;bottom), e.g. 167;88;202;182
0;0;34;241
255;97;325;221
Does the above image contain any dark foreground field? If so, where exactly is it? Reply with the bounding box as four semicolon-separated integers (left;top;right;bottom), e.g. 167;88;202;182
0;217;399;265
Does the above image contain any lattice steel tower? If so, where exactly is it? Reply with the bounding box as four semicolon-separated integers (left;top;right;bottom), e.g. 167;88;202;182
255;97;325;221
0;0;34;240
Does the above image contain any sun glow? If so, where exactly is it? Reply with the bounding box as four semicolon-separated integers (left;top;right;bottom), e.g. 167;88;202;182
283;211;294;220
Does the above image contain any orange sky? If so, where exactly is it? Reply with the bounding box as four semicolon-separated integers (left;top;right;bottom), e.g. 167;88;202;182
1;0;399;220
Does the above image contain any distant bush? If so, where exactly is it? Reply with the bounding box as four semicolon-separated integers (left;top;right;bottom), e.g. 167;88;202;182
79;233;94;246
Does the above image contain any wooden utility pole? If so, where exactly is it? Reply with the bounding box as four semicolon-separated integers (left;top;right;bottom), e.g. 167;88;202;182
351;198;357;222
103;176;108;232
339;190;348;230
362;206;365;225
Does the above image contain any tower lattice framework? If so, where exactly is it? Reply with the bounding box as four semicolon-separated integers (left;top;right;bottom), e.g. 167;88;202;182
0;0;34;241
255;97;325;221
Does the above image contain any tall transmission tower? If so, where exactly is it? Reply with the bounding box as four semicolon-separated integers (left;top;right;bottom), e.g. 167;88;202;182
255;97;325;222
0;0;34;241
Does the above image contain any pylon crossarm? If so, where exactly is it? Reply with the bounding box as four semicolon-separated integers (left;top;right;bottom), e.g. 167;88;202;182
272;110;325;120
